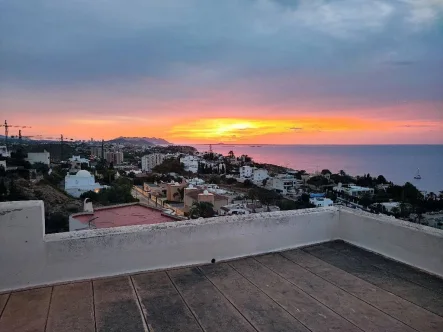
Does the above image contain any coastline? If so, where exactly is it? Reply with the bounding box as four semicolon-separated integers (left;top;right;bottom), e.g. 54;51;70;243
191;144;443;193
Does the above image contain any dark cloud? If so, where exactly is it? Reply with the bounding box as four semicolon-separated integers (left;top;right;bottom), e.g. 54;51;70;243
0;0;442;110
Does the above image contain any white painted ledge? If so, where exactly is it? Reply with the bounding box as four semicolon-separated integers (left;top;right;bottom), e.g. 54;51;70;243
1;201;442;292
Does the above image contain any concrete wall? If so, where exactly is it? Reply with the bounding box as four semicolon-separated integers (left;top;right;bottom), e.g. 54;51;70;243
0;201;339;292
339;208;443;277
2;201;443;293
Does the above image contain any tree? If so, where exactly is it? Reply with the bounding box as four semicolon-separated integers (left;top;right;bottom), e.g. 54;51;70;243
376;175;387;184
321;169;332;175
177;187;185;201
33;162;49;174
228;151;235;159
247;188;258;203
243;179;253;187
189;202;215;219
0;179;7;201
262;178;268;186
301;193;310;204
80;190;100;202
209;175;221;184
45;213;69;234
0;165;5;176
359;194;372;208
226;177;237;185
8;180;20;200
339;170;346;177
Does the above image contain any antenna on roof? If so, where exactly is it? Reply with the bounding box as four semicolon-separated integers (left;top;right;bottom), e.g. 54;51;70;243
77;216;99;231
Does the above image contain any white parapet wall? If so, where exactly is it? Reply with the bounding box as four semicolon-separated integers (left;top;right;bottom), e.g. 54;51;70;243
0;201;339;292
339;208;443;277
1;201;443;292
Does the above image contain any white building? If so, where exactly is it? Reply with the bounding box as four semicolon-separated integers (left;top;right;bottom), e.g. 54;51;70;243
69;156;89;171
252;168;268;183
65;170;105;198
26;150;50;166
333;183;374;197
0;160;6;170
180;155;199;173
239;166;253;178
187;177;205;186
141;154;166;172
269;175;299;195
310;197;334;207
379;202;400;213
0;146;10;158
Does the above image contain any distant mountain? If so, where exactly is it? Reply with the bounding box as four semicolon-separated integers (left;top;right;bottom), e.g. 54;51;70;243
106;136;171;145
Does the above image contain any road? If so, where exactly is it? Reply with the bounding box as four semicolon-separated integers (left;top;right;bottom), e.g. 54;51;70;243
131;188;155;206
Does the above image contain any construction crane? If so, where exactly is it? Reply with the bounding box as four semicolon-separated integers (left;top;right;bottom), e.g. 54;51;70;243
0;120;32;147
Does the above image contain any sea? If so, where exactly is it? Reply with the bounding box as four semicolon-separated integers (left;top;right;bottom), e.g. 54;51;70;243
192;144;443;194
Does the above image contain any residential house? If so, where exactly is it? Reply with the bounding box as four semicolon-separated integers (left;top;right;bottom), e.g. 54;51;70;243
239;165;253;178
65;170;105;198
333;183;375;197
26;150;50;166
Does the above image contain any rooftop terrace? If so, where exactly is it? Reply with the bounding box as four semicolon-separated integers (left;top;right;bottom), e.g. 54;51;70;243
1;200;442;331
1;241;442;332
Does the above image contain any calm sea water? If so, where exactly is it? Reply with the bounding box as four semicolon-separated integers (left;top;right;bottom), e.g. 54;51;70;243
192;145;443;193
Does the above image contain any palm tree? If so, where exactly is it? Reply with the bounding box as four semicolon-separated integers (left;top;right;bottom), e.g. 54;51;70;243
177;187;185;201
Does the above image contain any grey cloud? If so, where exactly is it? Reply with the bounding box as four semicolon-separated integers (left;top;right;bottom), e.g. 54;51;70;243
0;0;442;108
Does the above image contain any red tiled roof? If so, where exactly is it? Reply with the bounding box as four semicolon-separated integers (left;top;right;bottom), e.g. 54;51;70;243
73;205;176;229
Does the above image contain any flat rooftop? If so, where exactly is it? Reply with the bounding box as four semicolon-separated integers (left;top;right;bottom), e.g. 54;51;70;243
73;204;177;229
1;241;442;332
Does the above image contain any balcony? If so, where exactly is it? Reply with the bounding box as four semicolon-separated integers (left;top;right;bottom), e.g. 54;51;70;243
1;201;442;331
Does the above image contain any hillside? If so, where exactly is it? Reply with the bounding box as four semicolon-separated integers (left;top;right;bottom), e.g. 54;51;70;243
106;136;171;145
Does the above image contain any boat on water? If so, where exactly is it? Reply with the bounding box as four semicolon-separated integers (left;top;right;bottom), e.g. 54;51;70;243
414;168;421;180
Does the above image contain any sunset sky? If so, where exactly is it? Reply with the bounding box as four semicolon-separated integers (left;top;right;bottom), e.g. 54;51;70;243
1;0;442;144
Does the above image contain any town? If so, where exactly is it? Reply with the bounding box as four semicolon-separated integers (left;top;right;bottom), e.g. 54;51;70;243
1;136;442;233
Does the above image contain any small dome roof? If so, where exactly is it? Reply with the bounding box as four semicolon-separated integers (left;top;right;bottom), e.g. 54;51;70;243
76;170;91;177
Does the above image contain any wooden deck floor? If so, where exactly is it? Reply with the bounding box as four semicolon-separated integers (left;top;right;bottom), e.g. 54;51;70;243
1;241;442;332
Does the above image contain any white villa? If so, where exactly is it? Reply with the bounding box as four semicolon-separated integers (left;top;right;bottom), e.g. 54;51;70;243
239;166;253;178
310;197;334;207
333;183;375;197
65;170;105;198
269;174;299;195
252;168;269;183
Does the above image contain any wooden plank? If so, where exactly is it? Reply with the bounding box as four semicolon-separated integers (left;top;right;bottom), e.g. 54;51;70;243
93;277;146;332
229;258;360;332
0;294;9;317
46;282;95;332
0;288;51;332
304;244;443;316
256;253;416;332
284;249;443;332
325;241;443;294
200;262;310;332
132;271;202;332
168;267;256;332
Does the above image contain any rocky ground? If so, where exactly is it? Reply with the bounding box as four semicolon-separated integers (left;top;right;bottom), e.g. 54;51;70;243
15;178;82;216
